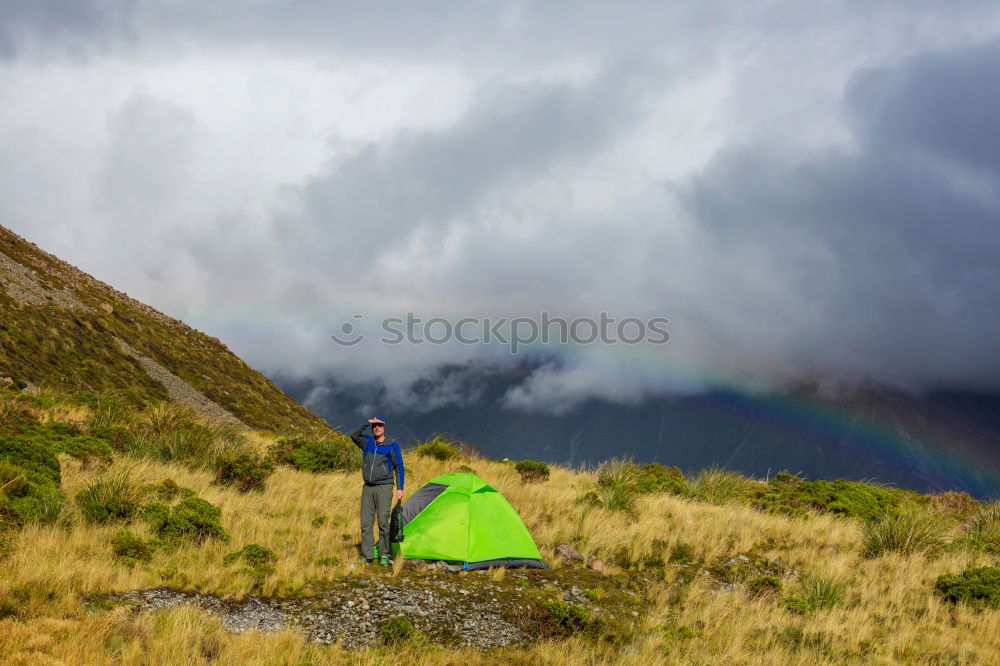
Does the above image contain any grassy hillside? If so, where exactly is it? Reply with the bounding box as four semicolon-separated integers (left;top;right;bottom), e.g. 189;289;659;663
2;388;999;665
0;225;331;436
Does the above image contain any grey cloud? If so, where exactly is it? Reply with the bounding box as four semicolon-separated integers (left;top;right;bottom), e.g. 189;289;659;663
228;37;1000;411
848;39;1000;174
0;0;134;59
100;90;199;221
677;38;1000;392
10;1;997;67
4;2;1000;415
283;63;650;275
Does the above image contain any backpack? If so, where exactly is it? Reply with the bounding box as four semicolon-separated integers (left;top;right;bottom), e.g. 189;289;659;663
389;500;404;543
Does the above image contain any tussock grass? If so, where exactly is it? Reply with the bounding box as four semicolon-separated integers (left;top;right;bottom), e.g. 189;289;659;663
964;502;1000;553
690;466;756;505
1;394;999;664
861;508;953;558
75;466;147;524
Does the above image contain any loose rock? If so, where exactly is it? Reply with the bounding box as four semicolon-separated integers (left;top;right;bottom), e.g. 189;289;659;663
555;544;584;562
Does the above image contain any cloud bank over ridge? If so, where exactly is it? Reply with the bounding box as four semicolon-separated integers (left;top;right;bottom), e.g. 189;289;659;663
3;2;1000;412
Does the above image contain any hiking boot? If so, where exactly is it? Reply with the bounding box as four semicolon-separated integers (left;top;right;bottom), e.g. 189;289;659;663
379;556;392;567
355;557;373;566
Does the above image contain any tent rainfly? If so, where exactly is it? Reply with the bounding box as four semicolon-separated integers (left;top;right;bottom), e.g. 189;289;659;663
389;473;546;570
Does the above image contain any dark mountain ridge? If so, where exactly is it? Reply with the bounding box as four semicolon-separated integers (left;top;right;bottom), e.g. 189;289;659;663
280;366;1000;499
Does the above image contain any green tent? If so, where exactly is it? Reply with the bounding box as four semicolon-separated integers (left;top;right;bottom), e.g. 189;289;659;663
389;473;546;570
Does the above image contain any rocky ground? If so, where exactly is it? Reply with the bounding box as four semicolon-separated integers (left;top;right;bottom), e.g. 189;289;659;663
108;567;627;651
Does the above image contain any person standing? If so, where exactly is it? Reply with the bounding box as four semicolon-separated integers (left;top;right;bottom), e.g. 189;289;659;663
349;417;404;565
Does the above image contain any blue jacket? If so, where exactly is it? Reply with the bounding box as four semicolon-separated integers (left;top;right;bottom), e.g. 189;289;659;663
349;423;404;489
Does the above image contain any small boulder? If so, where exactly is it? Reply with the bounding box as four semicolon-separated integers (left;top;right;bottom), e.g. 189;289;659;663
99;303;113;313
403;559;426;570
587;555;605;573
555;544;584;563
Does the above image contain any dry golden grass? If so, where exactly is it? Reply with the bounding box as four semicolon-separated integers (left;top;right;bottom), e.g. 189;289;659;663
2;413;999;664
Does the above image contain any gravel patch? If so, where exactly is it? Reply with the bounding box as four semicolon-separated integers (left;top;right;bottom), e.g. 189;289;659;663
115;337;243;425
0;250;86;310
110;575;531;651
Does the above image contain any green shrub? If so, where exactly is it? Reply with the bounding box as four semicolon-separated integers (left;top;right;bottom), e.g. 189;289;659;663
111;529;154;564
213;450;274;492
747;575;783;597
545;601;589;636
0;461;29;499
413;438;459;462
225;543;277;580
749;473;914;522
75;468;146;524
515;460;550;483
934;567;1000;607
146;479;195;503
141;502;169;529
0;430;61;485
0;461;63;527
633;463;690;496
48;429;112;467
224;543;276;567
143;497;228;543
378;615;425;647
2;419;113;478
783;595;811;614
424;433;479;460
315;556;341;566
0;423;73;526
269;437;360;473
861;508;951;558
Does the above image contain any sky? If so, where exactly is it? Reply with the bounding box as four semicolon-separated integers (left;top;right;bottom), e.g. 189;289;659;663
3;1;1000;413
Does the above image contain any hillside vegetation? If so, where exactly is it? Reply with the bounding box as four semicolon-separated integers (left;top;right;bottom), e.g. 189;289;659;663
2;387;999;665
0;226;330;436
3;227;999;663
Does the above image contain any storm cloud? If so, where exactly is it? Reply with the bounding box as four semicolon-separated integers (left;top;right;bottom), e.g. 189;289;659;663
2;2;1000;412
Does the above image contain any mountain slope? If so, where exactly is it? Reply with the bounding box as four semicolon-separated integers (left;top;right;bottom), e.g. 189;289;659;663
0;226;331;436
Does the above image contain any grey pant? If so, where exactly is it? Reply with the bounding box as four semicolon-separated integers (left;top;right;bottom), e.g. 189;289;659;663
360;483;393;560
